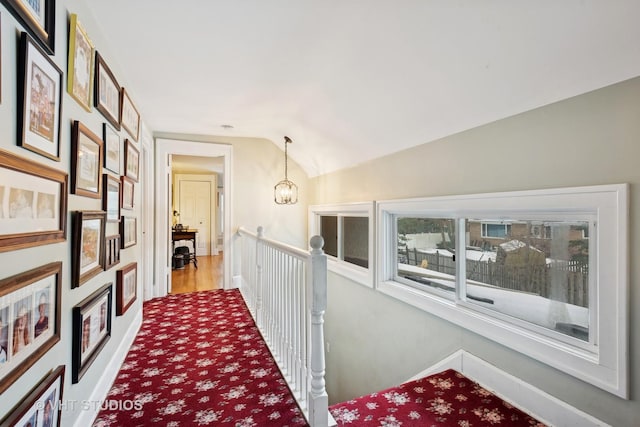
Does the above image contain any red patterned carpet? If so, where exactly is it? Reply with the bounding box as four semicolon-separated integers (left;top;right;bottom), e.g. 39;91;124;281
93;289;308;427
329;369;546;427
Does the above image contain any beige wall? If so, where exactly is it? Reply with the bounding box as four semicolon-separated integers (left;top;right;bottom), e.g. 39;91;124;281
311;76;640;426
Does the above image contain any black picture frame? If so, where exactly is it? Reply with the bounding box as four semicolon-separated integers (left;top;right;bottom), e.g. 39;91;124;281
0;365;64;426
0;262;62;394
72;283;112;383
1;0;55;55
17;31;63;161
102;174;120;222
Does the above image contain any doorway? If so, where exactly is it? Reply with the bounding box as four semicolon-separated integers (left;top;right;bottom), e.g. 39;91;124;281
154;140;233;299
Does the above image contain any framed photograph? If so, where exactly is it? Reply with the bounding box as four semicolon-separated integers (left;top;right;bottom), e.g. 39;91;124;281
116;262;137;316
0;365;64;426
0;0;55;55
124;139;139;182
94;51;121;130
0;149;67;252
102;174;120;222
72;283;111;383
0;262;62;394
120;216;136;249
120;176;134;210
71;120;103;198
67;13;93;111
121;88;140;142
17;31;63;161
103;123;120;174
71;211;105;288
103;235;120;271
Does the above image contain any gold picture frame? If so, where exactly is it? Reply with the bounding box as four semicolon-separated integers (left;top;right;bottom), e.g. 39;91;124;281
67;13;94;111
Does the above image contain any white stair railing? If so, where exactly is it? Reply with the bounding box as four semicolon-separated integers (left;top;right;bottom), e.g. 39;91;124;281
237;226;330;427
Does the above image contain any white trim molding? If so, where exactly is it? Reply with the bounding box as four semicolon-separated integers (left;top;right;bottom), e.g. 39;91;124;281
378;184;628;398
410;350;610;427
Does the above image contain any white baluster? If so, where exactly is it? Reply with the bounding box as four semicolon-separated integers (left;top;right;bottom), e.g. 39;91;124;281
308;235;328;427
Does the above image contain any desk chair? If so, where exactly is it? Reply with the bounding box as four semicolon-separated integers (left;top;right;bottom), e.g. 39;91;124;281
174;246;198;269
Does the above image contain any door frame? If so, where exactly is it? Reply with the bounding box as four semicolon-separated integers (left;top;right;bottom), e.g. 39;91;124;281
155;139;233;298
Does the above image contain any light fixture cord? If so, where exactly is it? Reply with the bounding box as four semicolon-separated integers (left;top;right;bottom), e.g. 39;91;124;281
284;137;291;180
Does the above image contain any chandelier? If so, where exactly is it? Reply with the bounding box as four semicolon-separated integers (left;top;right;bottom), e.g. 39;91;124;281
274;136;298;205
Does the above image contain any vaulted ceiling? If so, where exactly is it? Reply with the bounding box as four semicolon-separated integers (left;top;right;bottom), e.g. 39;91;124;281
88;1;640;177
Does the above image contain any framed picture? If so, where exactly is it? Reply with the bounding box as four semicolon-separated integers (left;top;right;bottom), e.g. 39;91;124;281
72;283;111;383
0;365;64;426
103;235;120;271
67;13;93;111
71;120;103;198
0;149;67;252
94;51;121;130
0;0;55;55
103;123;120;174
71;211;105;288
120;216;136;249
116;262;137;316
17;31;63;161
124;139;139;182
0;262;62;394
120;176;134;210
121;88;140;142
102;174;120;222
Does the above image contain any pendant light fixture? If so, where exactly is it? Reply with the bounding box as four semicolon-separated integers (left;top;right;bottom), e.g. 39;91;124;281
274;136;298;205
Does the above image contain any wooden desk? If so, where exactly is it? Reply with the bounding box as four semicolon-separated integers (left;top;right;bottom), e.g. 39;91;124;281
172;229;197;254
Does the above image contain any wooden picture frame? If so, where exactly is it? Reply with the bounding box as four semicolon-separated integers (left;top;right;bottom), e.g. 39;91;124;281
94;51;121;130
120;176;134;210
103;122;120;174
0;262;62;394
71;211;105;288
67;13;93;111
124;139;139;182
0;0;55;55
103;235;120;271
0;365;64;426
71;120;103;198
17;31;63;161
102;174;120;222
120;216;136;249
0;149;67;252
72;283;111;383
116;262;137;316
121;88;140;142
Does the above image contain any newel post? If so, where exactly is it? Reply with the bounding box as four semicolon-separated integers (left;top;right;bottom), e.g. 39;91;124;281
308;235;328;426
256;226;264;329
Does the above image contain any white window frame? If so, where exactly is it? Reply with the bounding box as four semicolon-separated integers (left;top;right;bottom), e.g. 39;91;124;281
376;184;628;398
309;202;375;288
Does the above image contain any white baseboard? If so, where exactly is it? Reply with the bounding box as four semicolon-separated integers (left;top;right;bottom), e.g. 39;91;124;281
74;310;143;427
408;350;609;427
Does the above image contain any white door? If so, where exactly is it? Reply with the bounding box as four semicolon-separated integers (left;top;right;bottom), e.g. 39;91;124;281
179;180;211;256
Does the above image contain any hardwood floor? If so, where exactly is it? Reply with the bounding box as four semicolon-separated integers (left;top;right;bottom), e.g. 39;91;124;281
171;253;223;294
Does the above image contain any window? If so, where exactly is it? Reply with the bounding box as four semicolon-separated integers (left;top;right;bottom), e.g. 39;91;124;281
377;184;628;397
481;222;511;238
310;203;374;287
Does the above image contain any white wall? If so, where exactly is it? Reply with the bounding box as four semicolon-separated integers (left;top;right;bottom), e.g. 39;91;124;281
0;1;146;424
311;76;640;427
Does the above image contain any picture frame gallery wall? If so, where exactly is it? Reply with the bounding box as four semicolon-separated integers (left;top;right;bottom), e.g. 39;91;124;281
0;1;145;425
